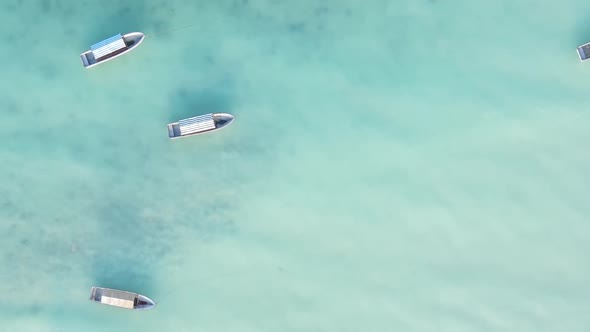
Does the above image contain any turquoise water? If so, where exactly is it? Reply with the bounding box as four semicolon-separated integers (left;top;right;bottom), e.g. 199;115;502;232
1;0;590;331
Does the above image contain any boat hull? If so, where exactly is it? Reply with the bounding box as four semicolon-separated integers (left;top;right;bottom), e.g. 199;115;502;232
89;286;156;311
167;113;235;139
80;32;145;69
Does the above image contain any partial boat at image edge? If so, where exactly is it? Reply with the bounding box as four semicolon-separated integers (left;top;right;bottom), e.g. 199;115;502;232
577;41;590;61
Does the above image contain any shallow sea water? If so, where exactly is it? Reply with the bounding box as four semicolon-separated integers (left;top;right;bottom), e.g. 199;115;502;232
0;0;589;331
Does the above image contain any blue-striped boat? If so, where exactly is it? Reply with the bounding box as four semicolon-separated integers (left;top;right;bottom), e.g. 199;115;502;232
167;113;235;139
80;32;145;68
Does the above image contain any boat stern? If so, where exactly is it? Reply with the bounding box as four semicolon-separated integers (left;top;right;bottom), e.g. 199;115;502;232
80;53;90;67
89;286;98;301
578;42;590;61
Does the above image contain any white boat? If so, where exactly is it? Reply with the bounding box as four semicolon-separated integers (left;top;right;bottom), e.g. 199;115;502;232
577;41;590;61
89;286;156;310
80;32;145;68
167;113;235;139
